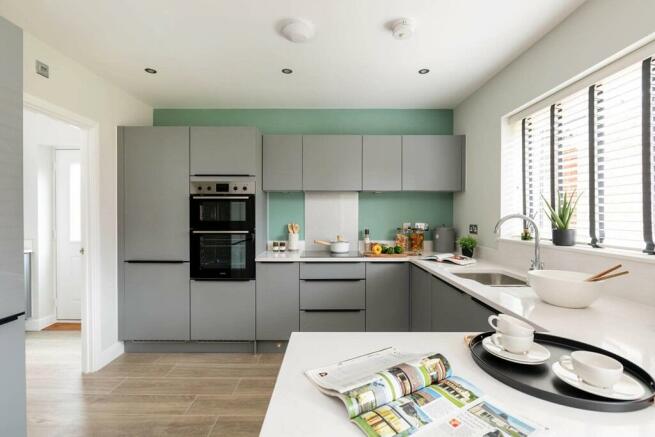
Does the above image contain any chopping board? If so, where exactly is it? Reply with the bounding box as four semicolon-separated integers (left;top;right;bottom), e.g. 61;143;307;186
363;251;417;258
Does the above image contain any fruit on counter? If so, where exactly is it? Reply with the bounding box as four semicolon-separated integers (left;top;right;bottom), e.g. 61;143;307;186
394;245;403;254
371;244;382;255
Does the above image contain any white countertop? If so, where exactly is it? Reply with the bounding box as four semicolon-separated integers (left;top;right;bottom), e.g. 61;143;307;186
257;251;655;376
261;332;655;437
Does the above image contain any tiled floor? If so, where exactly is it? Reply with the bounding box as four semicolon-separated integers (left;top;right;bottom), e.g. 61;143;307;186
26;331;282;436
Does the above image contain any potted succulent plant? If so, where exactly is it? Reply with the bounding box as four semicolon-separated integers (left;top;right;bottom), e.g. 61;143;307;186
542;191;582;246
457;235;477;258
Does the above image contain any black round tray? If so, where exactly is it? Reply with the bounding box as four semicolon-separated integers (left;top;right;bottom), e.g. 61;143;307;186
469;332;655;412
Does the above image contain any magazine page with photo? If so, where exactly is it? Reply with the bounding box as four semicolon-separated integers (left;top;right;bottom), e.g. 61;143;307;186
305;349;545;437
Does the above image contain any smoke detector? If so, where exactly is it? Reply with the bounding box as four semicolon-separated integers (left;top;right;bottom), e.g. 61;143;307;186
391;18;415;40
281;19;315;43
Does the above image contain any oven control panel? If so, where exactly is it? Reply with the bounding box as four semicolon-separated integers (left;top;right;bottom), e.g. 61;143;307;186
190;180;255;195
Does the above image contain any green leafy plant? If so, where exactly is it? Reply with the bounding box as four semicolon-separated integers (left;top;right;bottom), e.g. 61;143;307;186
457;235;477;252
542;191;582;230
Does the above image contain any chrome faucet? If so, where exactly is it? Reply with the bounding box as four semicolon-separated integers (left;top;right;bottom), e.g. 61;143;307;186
494;214;543;270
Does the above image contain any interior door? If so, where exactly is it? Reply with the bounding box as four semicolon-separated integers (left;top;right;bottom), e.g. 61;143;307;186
55;149;83;320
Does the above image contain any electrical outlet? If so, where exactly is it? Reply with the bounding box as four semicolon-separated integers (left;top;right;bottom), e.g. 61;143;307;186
36;60;49;78
469;224;478;234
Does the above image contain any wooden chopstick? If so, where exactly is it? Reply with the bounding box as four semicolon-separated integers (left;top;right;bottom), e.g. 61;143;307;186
587;270;629;282
585;264;622;282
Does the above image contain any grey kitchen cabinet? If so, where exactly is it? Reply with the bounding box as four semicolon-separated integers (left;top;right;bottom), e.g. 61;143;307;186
300;280;365;310
430;276;497;332
410;265;431;331
299;262;365;280
190;126;259;176
121;126;189;261
191;280;255;341
362;135;402;191
366;262;409;332
123;262;190;341
300;311;366;332
263;135;302;191
402;135;465;191
302;135;362;191
256;262;299;340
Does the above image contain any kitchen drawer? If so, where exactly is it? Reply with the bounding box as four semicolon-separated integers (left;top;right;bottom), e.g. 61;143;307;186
300;280;365;310
299;262;365;280
300;310;365;332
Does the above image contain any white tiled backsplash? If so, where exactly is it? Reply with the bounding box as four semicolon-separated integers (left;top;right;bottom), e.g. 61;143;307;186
304;192;358;251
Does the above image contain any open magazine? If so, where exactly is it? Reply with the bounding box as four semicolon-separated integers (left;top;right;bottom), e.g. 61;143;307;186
305;347;544;437
422;253;477;266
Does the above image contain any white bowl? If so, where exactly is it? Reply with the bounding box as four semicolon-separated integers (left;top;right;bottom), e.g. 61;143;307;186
527;270;603;309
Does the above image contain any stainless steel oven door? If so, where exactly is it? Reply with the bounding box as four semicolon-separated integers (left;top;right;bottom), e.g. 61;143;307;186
190;195;255;231
190;231;255;280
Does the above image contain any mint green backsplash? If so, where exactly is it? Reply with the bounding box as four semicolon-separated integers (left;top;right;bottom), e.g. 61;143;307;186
153;109;454;240
359;192;453;240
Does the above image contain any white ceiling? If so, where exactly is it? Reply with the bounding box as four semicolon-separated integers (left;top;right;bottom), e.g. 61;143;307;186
0;0;585;108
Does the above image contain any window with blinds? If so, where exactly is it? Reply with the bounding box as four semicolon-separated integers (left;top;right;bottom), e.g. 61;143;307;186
507;54;655;253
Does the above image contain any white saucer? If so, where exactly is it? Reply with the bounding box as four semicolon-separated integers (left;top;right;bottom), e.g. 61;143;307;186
551;362;645;400
482;335;551;365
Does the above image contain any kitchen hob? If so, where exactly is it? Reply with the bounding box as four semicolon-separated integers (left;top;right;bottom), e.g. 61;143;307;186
300;250;362;258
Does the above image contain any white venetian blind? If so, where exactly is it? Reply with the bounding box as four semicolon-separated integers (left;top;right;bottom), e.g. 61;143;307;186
523;107;552;235
593;61;644;249
554;88;590;242
500;121;524;237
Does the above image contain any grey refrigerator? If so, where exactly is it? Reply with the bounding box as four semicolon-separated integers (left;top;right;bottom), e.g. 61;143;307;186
0;14;27;437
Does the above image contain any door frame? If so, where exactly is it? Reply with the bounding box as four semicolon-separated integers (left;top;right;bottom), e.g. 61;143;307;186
24;94;100;373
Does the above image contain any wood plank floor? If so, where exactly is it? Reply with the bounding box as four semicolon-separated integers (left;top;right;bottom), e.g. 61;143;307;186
43;322;82;331
26;331;282;436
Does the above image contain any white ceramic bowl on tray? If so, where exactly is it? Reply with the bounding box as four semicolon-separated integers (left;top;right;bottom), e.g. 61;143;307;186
527;270;604;309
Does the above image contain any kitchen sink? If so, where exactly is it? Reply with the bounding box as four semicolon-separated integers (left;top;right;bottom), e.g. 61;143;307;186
452;272;527;287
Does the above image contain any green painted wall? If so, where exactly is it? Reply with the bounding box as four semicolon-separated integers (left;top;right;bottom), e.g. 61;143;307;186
153;109;454;240
359;192;453;240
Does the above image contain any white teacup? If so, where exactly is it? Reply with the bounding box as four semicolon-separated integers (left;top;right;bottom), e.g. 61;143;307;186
559;351;623;388
491;333;534;354
488;314;534;337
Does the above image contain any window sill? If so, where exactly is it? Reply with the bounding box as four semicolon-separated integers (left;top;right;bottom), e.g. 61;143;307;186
497;237;655;265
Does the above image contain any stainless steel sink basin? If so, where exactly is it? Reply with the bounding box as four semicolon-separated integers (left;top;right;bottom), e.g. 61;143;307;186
452;272;527;287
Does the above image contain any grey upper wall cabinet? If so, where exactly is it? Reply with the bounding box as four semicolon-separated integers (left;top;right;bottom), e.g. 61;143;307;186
366;262;409;331
263;135;302;191
256;262;299;340
123;262;190;341
190;127;259;176
362;136;402;191
121;127;189;261
402;135;465;191
302;135;362;191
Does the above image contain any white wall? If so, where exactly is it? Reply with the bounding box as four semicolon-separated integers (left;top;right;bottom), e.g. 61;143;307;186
23;109;86;329
453;0;655;306
21;32;152;363
454;0;655;248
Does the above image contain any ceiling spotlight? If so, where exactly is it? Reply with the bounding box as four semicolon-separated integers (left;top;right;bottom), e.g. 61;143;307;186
391;18;415;40
281;18;315;43
281;68;293;74
418;68;430;75
144;67;157;74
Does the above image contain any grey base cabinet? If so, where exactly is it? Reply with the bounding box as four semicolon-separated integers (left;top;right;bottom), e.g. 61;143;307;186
256;263;299;340
410;265;431;331
300;311;365;332
366;263;409;331
191;280;255;340
123;263;190;341
431;276;497;332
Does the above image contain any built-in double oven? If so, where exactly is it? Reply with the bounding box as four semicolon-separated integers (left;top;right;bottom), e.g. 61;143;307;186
190;180;256;280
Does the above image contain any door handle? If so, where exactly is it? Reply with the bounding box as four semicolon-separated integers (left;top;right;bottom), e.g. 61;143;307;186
192;230;250;234
79;247;85;255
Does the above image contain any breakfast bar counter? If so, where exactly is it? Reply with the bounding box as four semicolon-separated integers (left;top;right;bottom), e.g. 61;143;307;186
261;332;655;436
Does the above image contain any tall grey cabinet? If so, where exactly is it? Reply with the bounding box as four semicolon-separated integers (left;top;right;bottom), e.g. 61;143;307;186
0;16;26;437
118;126;191;341
302;135;362;191
366;262;409;331
402;135;465;191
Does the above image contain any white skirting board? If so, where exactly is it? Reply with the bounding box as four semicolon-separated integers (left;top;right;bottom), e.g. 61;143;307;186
90;341;124;373
24;314;56;331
